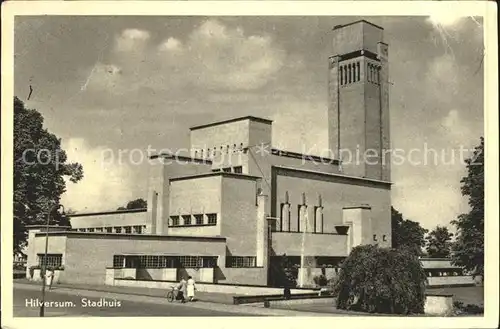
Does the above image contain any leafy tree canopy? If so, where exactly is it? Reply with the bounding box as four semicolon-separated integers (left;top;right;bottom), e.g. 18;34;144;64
451;137;484;278
426;226;453;258
14;97;83;255
333;245;427;314
391;207;428;255
117;198;147;210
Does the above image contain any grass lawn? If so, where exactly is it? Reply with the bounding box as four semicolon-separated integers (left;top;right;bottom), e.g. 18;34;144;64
273;286;484;315
427;286;484;306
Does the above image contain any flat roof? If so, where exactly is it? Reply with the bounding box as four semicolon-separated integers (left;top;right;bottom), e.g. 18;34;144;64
274;165;392;186
69;208;147;218
170;171;261;182
332;19;384;31
26;225;71;229
34;231;226;242
271;148;341;165
149;151;213;163
189;115;273;131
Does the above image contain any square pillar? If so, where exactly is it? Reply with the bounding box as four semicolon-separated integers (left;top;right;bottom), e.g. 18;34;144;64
147;158;170;235
281;203;290;232
256;192;268;268
342;206;372;253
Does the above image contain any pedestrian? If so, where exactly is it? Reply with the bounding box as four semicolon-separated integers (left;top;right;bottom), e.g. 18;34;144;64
45;267;54;290
176;277;187;303
187;276;196;301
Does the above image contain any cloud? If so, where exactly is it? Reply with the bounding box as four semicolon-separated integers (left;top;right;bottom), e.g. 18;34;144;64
425;54;460;99
440;109;476;147
427;14;465;27
81;19;288;95
159;37;183;52
158;19;287;91
114;28;150;53
60;138;135;212
442;109;459;129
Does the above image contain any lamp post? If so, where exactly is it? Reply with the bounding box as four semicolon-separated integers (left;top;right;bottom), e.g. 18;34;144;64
39;204;65;317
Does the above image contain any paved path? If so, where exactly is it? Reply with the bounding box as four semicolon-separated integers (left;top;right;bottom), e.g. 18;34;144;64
11;283;330;317
16;279;235;304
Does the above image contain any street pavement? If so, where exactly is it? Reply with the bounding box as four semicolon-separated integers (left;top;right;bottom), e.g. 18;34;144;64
12;283;327;317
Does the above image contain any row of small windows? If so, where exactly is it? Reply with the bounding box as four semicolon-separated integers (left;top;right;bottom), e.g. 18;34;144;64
367;63;381;84
212;166;243;174
112;255;218;268
37;254;63;267
226;256;257;268
426;269;465;277
195;143;245;159
76;225;146;234
340;62;361;85
339;62;381;85
169;213;218;227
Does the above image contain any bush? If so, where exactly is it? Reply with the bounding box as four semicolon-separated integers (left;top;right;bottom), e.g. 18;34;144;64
453;301;484;315
332;245;427;314
313;274;328;287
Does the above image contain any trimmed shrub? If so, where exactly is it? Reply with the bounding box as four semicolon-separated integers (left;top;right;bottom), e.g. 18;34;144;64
332;244;427;314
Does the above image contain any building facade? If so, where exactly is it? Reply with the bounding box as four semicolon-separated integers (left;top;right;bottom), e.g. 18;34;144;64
26;20;393;287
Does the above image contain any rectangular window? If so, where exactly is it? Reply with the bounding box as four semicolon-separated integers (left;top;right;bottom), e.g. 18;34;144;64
233;166;243;174
78;228;85;232
212;168;221;172
106;227;113;233
194;214;204;225
202;256;217;268
137;256;177;268
133;225;142;234
226;256;256;268
179;256;202;268
113;255;125;268
170;216;179;226
37;254;62;267
88;228;95;232
313;206;323;233
207;213;217;225
222;167;231;173
182;215;191;226
96;227;103;232
114;227;122;233
124;226;132;234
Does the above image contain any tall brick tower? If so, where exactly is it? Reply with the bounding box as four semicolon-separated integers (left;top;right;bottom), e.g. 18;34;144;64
328;20;390;181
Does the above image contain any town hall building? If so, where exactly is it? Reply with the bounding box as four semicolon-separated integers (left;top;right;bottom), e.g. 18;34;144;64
26;20;393;287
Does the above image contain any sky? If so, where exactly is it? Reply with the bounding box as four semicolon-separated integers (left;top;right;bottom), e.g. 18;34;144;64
13;15;484;231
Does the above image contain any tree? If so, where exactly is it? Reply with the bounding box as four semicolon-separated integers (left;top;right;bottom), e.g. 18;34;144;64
451;137;484;279
13;97;83;255
333;245;427;314
391;207;428;255
117;198;147;210
425;226;453;258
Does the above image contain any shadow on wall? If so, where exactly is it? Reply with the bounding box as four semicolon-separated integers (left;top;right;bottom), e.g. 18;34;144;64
136;268;153;280
214;267;226;283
